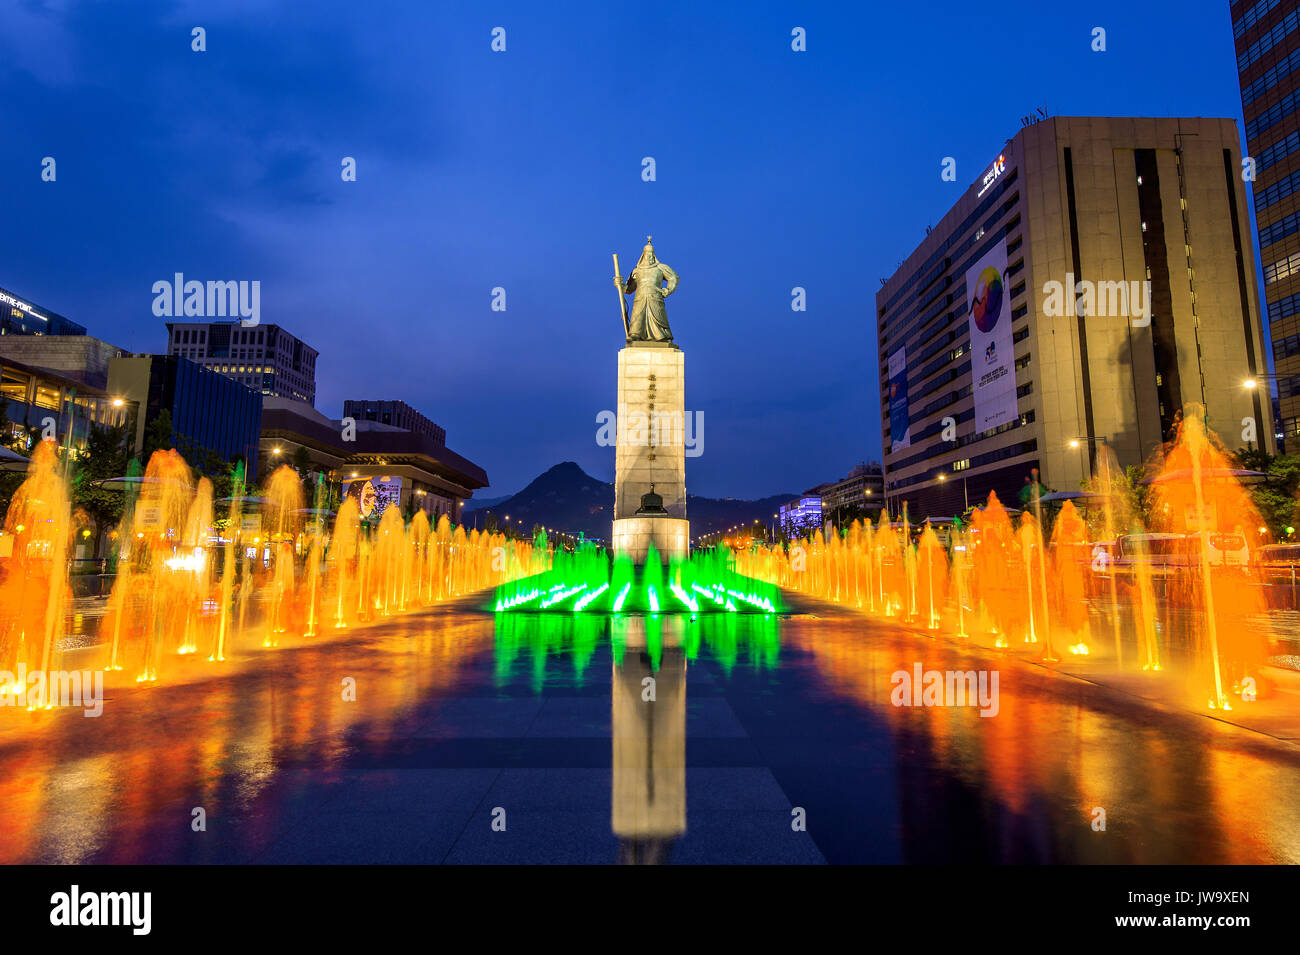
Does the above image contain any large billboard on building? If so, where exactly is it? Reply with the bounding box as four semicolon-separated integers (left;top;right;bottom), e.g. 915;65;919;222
965;240;1017;433
343;476;403;518
888;346;911;452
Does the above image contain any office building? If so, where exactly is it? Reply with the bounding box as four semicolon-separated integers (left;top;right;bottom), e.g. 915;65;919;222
259;396;354;473
877;116;1272;519
1233;0;1300;445
334;419;486;524
1;354;135;455
779;496;823;536
165;321;318;406
0;334;129;391
259;397;488;523
342;399;446;444
0;287;132;458
0;285;86;337
108;355;263;479
809;462;885;522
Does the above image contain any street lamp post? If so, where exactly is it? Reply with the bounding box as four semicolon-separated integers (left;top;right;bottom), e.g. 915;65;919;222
1242;376;1281;451
1067;434;1108;482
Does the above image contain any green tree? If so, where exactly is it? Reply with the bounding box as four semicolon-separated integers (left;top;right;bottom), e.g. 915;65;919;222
1126;464;1154;529
0;470;24;522
290;445;312;476
1233;446;1274;474
141;408;174;461
1079;463;1152;537
187;448;235;502
70;420;132;558
1235;451;1300;538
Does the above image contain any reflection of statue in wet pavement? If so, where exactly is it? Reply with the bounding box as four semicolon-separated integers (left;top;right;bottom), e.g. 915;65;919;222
614;237;679;343
611;616;686;863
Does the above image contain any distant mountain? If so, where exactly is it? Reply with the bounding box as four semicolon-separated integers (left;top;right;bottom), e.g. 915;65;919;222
464;462;792;542
467;493;512;509
464;462;614;538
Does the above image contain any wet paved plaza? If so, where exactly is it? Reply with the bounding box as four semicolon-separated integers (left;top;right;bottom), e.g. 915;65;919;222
3;595;1299;864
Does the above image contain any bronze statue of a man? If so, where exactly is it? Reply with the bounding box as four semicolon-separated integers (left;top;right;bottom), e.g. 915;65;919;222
614;237;678;342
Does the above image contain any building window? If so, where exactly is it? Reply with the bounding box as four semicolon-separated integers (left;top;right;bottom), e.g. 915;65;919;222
1264;250;1300;284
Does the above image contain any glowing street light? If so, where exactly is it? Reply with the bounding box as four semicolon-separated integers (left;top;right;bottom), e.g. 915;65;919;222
1241;373;1282;392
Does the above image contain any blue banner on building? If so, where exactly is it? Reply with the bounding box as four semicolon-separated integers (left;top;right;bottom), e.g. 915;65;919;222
888;346;910;452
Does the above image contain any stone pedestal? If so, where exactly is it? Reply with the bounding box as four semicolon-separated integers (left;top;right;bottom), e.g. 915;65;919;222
611;516;689;563
611;342;689;563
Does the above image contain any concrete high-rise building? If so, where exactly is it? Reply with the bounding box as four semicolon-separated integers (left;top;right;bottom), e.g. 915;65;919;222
877;116;1272;519
1232;0;1300;447
165;321;318;406
341;399;446;444
808;462;885;522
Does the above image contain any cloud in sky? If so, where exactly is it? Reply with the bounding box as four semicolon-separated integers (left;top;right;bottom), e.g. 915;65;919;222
0;0;1254;497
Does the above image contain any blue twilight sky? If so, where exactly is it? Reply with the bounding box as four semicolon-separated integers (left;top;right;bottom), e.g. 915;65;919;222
0;0;1262;498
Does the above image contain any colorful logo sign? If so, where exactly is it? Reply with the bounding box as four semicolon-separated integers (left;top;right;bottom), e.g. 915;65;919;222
971;266;1003;333
977;154;1007;198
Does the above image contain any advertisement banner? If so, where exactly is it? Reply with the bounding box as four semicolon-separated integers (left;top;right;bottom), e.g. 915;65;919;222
888;347;911;452
343;476;403;518
965;240;1017;433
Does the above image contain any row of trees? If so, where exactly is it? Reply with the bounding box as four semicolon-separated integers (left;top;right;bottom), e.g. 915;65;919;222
1232;448;1300;537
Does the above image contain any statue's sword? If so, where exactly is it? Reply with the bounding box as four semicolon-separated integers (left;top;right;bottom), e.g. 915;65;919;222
612;252;630;338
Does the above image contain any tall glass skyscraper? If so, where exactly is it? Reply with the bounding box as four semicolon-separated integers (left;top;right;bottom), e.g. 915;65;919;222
1233;0;1300;447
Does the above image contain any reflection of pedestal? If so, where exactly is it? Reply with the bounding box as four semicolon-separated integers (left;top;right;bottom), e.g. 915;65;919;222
612;342;689;563
611;616;686;860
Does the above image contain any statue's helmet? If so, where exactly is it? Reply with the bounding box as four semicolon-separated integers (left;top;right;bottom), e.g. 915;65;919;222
637;236;656;267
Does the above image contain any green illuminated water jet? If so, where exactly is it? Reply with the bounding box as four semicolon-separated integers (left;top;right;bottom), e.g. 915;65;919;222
491;544;781;615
